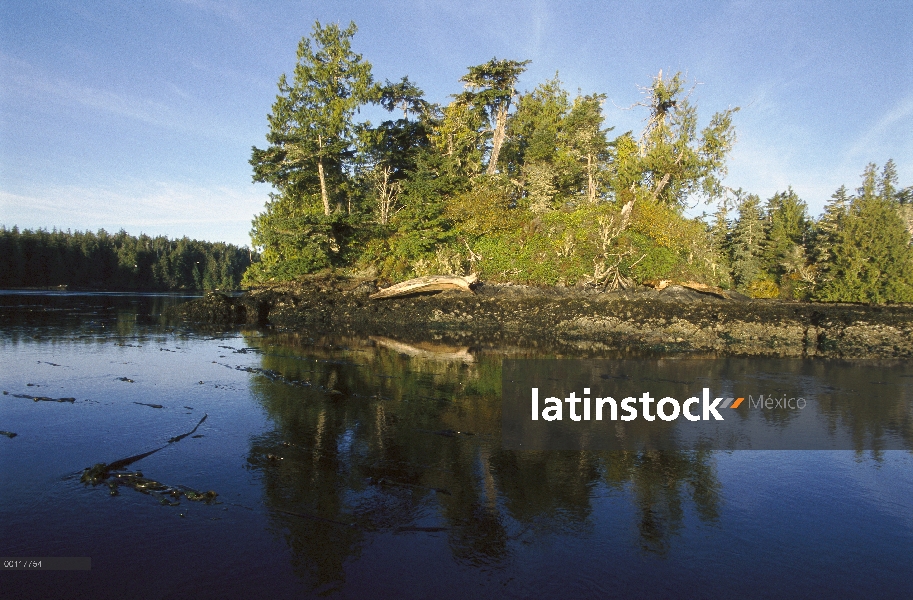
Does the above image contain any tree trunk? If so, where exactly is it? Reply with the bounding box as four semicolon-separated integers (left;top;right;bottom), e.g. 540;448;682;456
317;135;330;216
587;154;596;203
649;172;671;202
317;159;330;215
486;106;508;175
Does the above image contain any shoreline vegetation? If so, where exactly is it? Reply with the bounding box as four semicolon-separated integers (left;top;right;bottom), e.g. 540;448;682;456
171;20;913;357
242;20;913;305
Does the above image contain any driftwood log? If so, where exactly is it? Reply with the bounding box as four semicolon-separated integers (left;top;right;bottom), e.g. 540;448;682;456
643;279;744;300
369;274;477;300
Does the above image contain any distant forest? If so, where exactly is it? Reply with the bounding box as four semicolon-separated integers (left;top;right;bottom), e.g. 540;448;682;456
0;227;254;291
245;20;913;303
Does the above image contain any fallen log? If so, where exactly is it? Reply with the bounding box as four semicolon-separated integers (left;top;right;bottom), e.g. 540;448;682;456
643;279;744;300
369;274;477;300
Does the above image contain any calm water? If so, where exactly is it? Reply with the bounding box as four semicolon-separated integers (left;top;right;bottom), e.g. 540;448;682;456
2;292;912;599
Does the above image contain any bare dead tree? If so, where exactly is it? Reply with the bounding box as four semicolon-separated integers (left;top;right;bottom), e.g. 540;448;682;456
585;200;645;290
372;164;403;225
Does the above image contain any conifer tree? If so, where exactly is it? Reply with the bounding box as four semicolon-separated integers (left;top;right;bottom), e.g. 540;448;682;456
728;192;765;291
879;159;898;201
504;76;571;211
812;185;850;265
630;71;739;208
564;93;612;203
761;187;809;283
456;58;530;175
250;21;375;216
708;201;732;285
815;163;913;303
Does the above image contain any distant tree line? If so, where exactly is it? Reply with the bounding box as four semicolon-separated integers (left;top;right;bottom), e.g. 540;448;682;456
241;20;912;303
0;227;255;291
714;160;913;302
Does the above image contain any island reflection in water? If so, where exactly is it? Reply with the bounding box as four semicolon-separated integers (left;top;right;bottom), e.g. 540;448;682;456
247;334;722;578
245;332;912;596
1;292;911;599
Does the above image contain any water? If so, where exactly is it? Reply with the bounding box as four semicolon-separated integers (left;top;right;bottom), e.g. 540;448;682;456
2;292;912;599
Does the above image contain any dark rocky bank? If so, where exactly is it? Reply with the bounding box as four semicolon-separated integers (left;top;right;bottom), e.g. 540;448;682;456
172;276;913;358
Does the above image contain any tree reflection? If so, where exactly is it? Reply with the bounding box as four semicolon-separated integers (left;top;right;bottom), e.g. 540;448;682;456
0;292;195;344
243;334;727;588
605;450;720;554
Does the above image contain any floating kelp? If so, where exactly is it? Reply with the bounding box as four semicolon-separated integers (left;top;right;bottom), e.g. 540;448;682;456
167;413;207;443
9;393;76;403
218;345;262;354
80;414;214;505
103;471;218;505
117;377;135;383
81;446;166;485
214;361;314;388
133;402;164;409
1;431;17;438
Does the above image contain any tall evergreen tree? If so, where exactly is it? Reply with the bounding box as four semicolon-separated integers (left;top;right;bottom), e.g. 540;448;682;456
456;58;530;175
879;159;899;201
708;201;732;285
429;97;485;179
627;71;739;208
358;78;432;225
812;185;850;266
250;21;375;216
761;187;809;283
815;164;913;303
728;192;764;291
564;93;612;204
504;76;571;211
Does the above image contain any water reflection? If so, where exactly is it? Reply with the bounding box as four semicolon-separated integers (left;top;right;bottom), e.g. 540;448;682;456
244;334;726;587
0;291;200;343
4;293;911;598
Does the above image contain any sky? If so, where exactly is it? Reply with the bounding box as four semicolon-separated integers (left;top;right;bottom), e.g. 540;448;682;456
1;0;911;247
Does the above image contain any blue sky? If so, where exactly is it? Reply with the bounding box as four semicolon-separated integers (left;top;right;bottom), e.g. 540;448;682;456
1;0;911;247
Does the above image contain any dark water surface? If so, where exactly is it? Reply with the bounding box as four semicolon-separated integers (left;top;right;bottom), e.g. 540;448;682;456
2;292;912;599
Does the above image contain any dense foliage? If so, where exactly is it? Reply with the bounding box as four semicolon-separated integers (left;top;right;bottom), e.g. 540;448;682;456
0;227;254;291
247;21;913;303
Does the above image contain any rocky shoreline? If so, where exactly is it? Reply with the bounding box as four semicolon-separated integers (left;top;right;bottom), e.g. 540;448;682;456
173;276;913;358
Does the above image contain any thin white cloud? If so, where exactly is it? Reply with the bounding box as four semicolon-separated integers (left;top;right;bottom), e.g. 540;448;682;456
842;94;913;172
723;129;852;218
0;54;253;142
1;54;180;128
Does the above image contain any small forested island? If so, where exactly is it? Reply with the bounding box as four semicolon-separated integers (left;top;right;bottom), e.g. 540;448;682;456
173;20;913;358
242;21;913;307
